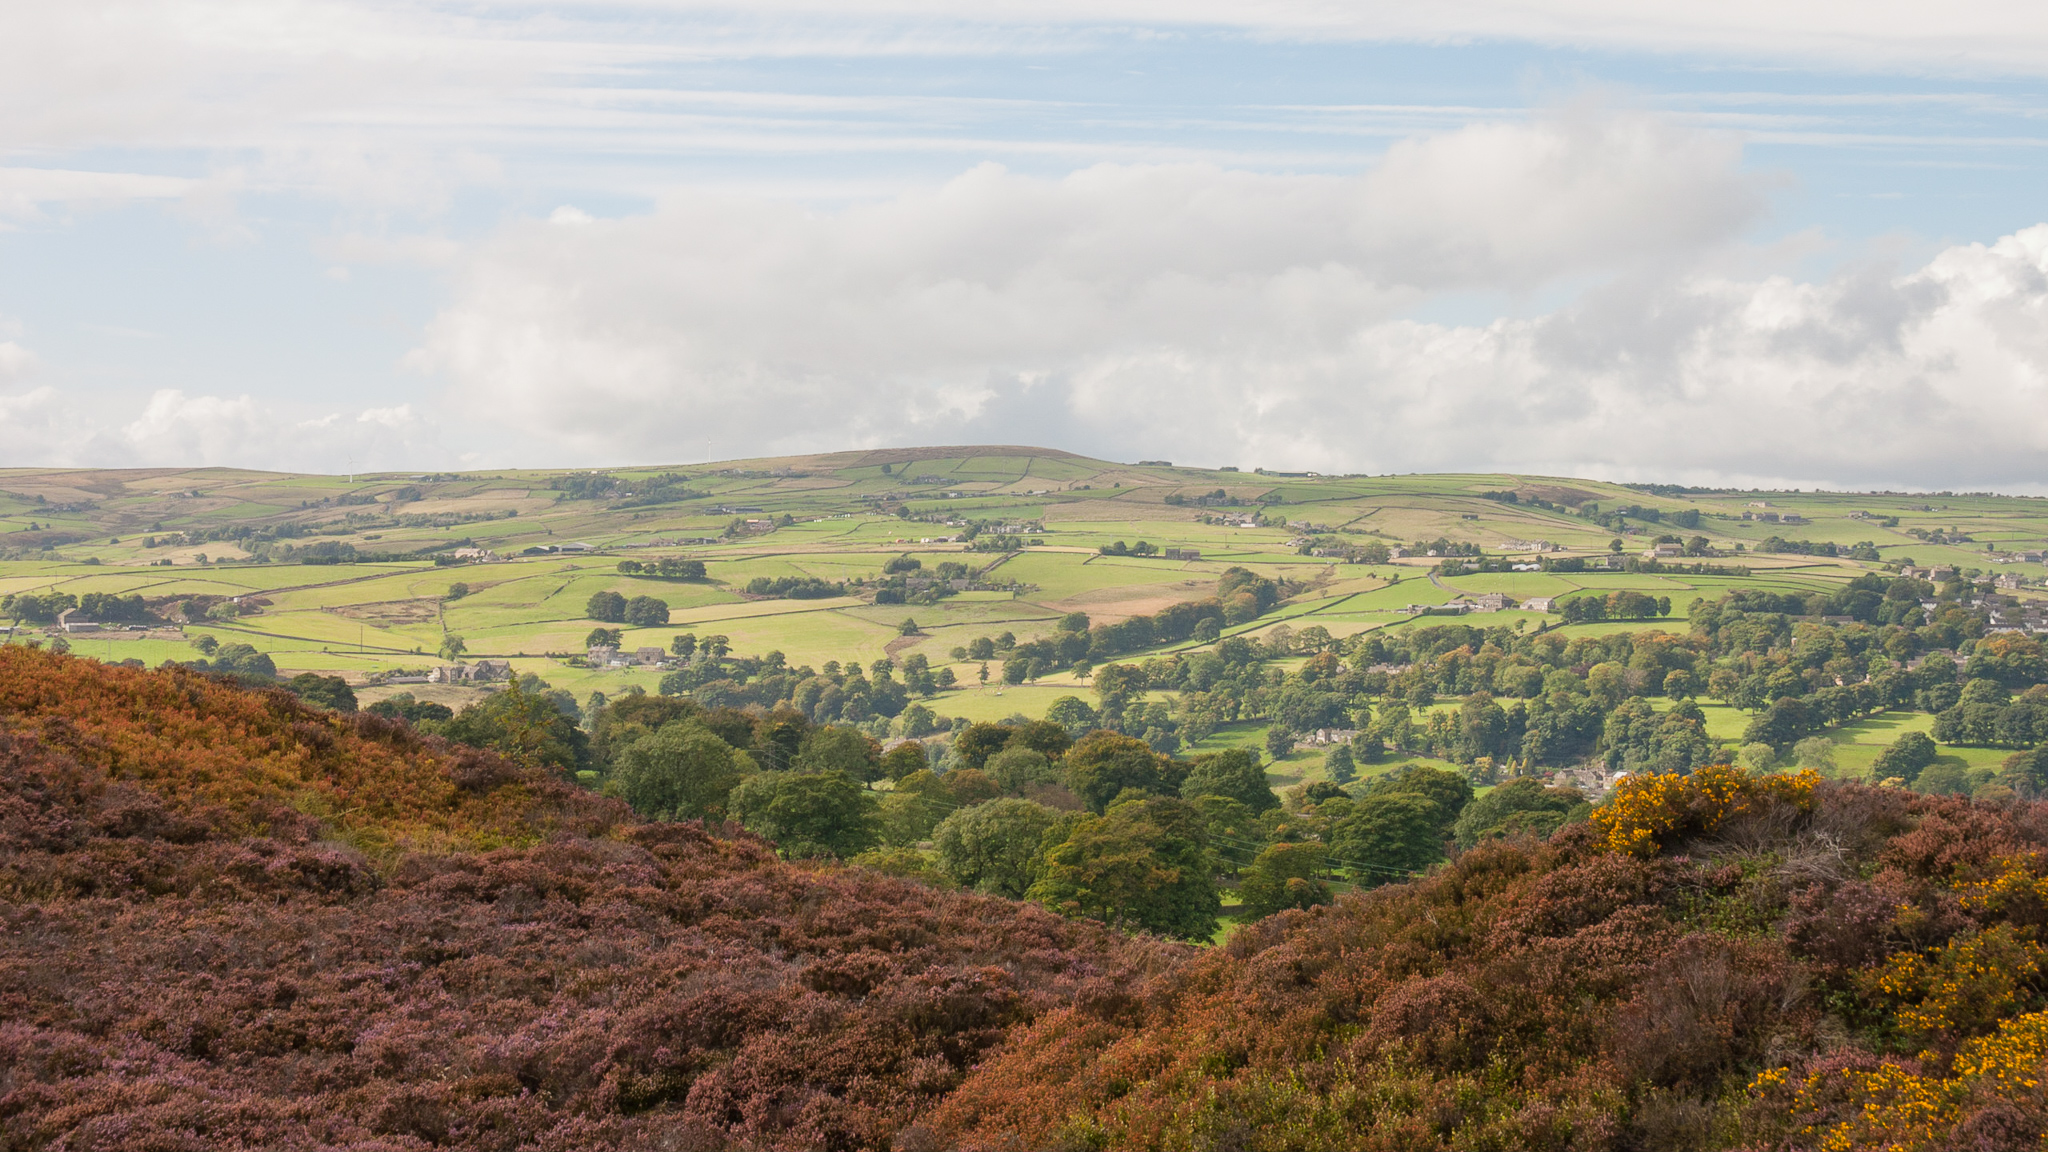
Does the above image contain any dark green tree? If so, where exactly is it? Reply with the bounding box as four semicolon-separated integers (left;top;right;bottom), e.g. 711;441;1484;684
1063;730;1169;813
610;722;753;822
586;591;627;622
439;678;589;772
1872;731;1939;784
1179;748;1278;813
727;769;881;858
1330;793;1446;886
933;797;1061;898
623;595;670;627
1450;779;1585;848
1236;841;1333;920
285;673;357;712
1028;796;1220;940
953;722;1016;771
792;724;883;781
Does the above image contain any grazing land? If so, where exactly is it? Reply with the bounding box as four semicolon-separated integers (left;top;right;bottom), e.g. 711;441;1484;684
4;447;2032;705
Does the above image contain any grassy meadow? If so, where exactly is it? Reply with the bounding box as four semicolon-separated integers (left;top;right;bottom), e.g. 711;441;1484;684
3;447;2044;782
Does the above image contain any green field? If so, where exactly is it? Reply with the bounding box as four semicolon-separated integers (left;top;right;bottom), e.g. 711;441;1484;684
4;449;2045;741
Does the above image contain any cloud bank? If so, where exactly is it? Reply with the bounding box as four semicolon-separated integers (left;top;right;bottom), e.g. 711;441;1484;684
389;108;2048;489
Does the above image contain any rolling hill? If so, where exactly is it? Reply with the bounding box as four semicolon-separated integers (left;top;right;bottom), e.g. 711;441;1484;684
2;447;2035;724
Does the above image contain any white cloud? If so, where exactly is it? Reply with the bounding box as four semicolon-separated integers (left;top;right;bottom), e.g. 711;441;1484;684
403;107;2048;489
665;0;2048;74
0;388;448;472
0;168;196;227
0;341;35;383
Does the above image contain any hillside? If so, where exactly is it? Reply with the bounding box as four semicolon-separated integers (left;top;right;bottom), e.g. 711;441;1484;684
11;650;2048;1149
0;648;1160;1151
925;768;2048;1151
1;450;2040;721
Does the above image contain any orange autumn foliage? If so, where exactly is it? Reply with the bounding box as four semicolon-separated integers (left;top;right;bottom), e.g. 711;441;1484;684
0;646;616;853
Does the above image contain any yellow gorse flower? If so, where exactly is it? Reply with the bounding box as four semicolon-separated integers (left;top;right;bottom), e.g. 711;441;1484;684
1592;763;1819;856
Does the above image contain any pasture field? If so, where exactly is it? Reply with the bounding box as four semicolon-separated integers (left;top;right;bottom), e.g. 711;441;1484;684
4;446;2046;745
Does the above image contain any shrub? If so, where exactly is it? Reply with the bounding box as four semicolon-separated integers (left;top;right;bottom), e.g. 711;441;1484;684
1593;762;1818;855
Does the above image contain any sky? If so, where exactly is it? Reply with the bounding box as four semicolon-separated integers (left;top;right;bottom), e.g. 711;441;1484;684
4;1;2048;489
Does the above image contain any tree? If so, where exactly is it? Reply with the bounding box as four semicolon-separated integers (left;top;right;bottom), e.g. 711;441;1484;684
1356;764;1472;834
586;591;627;622
585;627;622;650
1179;749;1278;813
439;634;468;661
946;768;1003;807
1872;731;1938;784
624;595;670;627
879;741;928;781
445;582;470;600
1063;730;1169;813
286;673;357;712
1264;726;1295;759
657;557;706;579
880;771;950;846
1236;841;1332;920
984;747;1054;795
1450;779;1584;848
1326;744;1357;784
727;769;881;858
1093;663;1148;710
793;725;882;781
1028;796;1220;940
610;722;753;822
953;722;1017;771
1046;695;1097;732
440;678;588;771
1792;736;1838;773
1330;793;1446;886
934;798;1060;898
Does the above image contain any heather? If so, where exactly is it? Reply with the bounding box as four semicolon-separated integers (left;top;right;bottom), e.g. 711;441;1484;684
925;769;2048;1152
16;648;2048;1150
0;649;1161;1151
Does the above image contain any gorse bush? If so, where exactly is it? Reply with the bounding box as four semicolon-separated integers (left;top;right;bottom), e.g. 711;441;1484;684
1591;761;1819;855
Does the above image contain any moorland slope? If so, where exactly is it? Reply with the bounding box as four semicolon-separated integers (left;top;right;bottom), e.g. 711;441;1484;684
8;649;2048;1150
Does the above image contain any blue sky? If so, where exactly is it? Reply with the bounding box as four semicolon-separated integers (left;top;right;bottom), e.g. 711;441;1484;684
4;2;2048;487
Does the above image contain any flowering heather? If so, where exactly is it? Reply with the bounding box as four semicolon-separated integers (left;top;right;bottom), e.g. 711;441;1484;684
13;650;2048;1149
0;651;1161;1150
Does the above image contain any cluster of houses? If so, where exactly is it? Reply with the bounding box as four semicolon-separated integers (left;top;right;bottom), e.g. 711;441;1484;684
1403;593;1558;616
1295;727;1358;747
1986;597;2048;634
586;645;671;669
426;659;512;684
